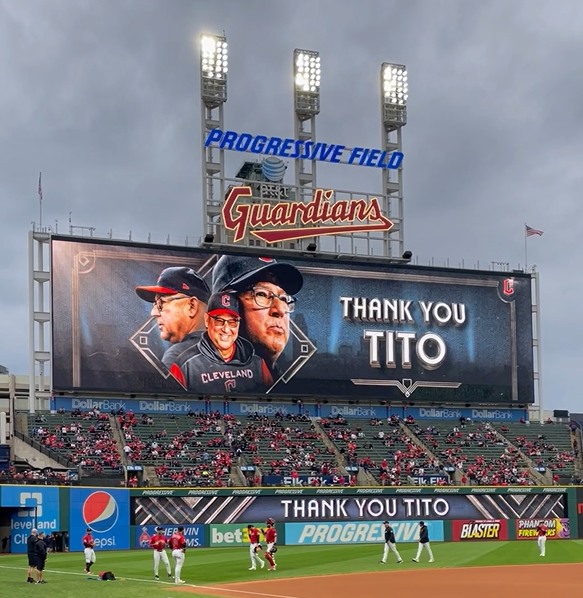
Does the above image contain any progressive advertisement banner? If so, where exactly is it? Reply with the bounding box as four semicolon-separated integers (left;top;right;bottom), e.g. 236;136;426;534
131;492;565;525
136;524;204;548
285;520;444;545
452;519;508;541
516;518;570;540
51;237;534;403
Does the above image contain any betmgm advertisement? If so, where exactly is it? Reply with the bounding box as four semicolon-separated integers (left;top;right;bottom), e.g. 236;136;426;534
51;237;534;403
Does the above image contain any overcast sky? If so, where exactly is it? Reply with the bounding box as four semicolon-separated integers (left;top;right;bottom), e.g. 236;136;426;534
1;0;581;413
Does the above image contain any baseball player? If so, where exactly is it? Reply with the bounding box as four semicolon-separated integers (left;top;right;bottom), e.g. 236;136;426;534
247;525;265;571
379;521;403;564
149;526;173;580
168;526;186;584
412;521;434;563
82;528;96;573
536;522;547;557
170;292;273;394
211;255;303;378
262;518;278;571
135;266;211;375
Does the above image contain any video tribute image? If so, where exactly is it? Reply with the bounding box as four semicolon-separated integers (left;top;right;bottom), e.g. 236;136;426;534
51;238;535;403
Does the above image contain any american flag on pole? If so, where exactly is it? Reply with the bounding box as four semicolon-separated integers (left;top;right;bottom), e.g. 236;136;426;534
525;224;543;237
38;172;42;201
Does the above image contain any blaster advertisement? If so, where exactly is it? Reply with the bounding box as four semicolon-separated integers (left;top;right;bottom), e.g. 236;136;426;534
452;519;508;541
131;493;565;525
516;518;570;540
51;237;534;403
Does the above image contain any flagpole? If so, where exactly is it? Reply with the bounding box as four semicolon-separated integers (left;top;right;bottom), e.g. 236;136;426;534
38;172;43;228
524;222;528;271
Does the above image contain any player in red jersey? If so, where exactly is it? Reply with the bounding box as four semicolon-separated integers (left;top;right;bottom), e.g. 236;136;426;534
168;526;186;584
82;528;96;574
262;518;278;571
247;525;265;571
536;523;547;557
149;526;173;580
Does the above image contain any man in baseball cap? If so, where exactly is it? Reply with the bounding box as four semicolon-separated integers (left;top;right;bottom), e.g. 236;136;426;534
169;291;273;394
211;255;303;375
135;267;211;370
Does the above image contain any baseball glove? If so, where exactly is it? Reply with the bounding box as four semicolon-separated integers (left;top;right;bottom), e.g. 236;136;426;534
270;545;278;554
254;545;263;553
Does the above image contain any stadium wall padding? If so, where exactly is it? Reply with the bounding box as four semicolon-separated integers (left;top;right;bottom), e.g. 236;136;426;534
0;484;578;552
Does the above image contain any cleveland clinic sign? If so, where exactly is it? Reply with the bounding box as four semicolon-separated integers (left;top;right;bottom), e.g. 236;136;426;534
204;128;404;170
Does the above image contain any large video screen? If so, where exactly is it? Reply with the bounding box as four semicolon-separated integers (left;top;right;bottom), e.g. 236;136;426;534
51;237;534;403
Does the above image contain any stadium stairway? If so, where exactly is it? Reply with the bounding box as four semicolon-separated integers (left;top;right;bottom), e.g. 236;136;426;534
110;415;131;467
310;419;352;473
143;465;160;486
480;423;548;485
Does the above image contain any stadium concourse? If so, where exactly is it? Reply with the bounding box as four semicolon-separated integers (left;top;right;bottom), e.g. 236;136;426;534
0;404;579;488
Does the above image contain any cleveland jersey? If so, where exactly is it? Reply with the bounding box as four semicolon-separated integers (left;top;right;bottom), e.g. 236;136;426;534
172;332;272;394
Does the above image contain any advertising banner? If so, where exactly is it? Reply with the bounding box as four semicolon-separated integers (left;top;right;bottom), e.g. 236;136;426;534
0;486;60;553
262;475;340;487
452;519;508;541
516;518;570;540
135;524;204;548
69;488;130;551
133;486;566;497
132;492;565;525
409;475;449;486
209;523;268;547
285;520;444;545
51;238;534;403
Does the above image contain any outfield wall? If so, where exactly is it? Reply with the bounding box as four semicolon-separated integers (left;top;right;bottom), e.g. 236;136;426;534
0;485;578;552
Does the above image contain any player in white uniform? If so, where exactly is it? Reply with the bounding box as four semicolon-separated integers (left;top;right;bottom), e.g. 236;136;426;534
149;526;173;580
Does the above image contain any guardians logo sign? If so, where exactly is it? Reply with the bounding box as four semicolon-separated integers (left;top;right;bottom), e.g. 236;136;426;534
222;186;393;243
452;520;508;541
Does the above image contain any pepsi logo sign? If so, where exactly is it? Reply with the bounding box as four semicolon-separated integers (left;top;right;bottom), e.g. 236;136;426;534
82;491;119;534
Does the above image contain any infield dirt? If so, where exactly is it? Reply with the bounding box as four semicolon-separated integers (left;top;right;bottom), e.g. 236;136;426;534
173;563;583;598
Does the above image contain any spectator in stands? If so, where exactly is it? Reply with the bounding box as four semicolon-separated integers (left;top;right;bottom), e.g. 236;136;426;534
211;255;303;377
135;266;211;371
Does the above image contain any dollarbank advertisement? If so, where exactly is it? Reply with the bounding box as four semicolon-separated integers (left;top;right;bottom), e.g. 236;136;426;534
51;237;534;403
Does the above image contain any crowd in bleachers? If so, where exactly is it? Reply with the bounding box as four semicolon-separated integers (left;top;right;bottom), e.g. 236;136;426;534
118;410;233;487
320;414;445;486
14;407;583;488
28;408;122;473
0;466;73;485
225;412;342;481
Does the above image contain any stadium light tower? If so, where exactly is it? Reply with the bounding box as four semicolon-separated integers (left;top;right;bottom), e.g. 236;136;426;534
200;33;228;244
293;49;321;251
380;62;407;258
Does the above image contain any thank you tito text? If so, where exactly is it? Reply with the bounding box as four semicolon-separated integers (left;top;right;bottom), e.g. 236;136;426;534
339;296;467;371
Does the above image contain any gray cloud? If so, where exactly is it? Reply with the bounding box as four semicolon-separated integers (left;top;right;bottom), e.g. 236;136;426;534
1;0;581;412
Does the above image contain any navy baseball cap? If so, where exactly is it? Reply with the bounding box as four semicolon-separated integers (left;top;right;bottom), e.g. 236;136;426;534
207;292;240;319
136;267;211;304
212;255;303;295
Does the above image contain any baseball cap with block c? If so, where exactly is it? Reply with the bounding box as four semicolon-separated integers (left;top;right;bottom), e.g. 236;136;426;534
207;292;241;319
212;255;303;295
135;267;211;304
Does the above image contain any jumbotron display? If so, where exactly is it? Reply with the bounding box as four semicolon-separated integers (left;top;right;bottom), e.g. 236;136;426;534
51;237;534;403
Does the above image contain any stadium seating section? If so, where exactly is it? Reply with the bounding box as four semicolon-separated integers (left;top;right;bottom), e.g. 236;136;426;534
17;408;581;487
26;410;122;475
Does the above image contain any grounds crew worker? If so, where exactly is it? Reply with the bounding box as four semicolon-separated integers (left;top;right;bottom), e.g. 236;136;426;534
26;528;38;583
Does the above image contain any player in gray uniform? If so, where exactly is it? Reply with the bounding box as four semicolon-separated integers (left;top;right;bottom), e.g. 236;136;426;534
135;266;210;373
171;292;273;394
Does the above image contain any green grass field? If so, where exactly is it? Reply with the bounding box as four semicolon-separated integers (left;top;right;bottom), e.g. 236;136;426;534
2;541;583;598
